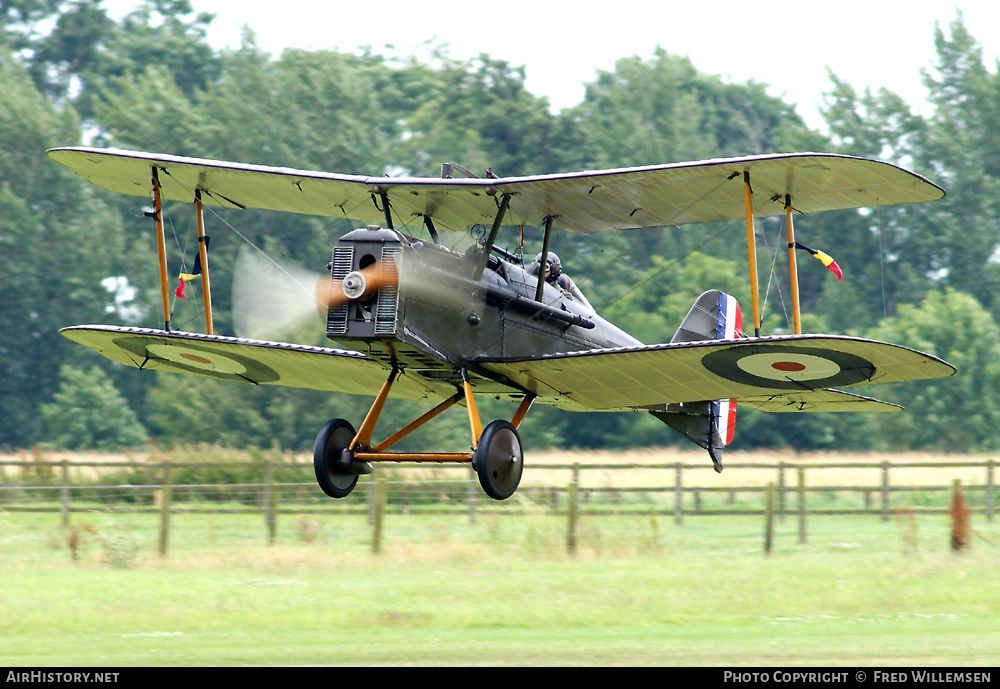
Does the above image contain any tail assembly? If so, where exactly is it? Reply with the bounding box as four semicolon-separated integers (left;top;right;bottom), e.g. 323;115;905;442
651;290;742;472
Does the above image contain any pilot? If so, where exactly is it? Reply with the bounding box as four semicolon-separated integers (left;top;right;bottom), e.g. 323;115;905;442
528;251;594;312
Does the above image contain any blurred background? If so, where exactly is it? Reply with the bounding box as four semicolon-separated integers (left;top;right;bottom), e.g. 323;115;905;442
3;0;1000;458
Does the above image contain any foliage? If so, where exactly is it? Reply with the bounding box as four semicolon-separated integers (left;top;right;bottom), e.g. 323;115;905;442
40;365;148;450
2;6;999;455
822;13;1000;319
866;289;1000;451
0;51;128;447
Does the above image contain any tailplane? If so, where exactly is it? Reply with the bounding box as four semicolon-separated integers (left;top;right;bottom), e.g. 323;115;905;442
651;290;742;472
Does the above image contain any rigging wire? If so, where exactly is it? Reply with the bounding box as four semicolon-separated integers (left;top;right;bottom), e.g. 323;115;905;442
162;202;209;333
758;215;791;333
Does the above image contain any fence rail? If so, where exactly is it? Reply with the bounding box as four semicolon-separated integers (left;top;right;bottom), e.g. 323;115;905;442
1;458;994;554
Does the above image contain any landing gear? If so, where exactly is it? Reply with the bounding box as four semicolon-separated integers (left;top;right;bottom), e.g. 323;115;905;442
311;367;535;501
313;418;365;499
473;420;523;500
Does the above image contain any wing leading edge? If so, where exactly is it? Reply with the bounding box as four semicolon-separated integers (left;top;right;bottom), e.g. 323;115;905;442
47;147;944;234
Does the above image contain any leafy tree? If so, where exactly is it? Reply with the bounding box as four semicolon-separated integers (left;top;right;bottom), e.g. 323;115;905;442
24;0;114;101
0;52;127;448
40;365;148;450
865;289;1000;451
820;13;1000;320
397;53;558;177
570;47;823;169
0;0;65;56
148;373;272;448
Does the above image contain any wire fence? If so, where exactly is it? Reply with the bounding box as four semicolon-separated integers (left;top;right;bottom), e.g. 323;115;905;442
0;457;994;556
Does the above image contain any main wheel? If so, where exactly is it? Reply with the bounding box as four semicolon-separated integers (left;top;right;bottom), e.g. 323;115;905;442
313;418;360;499
473;420;523;500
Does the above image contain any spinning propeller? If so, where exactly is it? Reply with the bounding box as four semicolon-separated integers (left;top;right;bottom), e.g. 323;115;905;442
231;244;476;341
314;261;398;310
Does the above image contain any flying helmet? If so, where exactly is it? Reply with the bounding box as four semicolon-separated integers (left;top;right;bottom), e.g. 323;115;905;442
530;251;562;281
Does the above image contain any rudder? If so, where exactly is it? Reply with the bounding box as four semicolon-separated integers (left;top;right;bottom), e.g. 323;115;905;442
651;290;742;472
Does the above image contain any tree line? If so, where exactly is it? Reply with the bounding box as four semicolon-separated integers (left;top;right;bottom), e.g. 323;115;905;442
2;1;999;455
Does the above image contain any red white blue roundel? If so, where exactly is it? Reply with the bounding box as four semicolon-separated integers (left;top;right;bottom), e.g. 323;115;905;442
701;344;875;390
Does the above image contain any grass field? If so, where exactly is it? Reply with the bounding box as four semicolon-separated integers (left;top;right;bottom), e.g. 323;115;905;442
2;493;999;666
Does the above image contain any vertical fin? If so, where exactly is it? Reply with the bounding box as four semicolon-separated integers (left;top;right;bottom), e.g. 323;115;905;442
654;290;742;472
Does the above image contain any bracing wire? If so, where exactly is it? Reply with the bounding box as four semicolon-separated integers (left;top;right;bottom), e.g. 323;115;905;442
758;215;792;333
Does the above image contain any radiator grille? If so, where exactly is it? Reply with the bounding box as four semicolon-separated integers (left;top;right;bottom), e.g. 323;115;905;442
325;246;354;335
374;245;402;335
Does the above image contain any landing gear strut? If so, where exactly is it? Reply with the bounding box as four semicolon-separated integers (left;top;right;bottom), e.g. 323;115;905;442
311;366;535;501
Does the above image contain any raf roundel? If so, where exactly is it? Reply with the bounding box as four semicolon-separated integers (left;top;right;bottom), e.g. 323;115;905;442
701;344;876;390
146;343;248;374
113;335;281;384
736;351;840;381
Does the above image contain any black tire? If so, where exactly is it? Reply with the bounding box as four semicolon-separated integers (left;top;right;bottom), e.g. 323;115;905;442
313;418;360;499
473;420;523;500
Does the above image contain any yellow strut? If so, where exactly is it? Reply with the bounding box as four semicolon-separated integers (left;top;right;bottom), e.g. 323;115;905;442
510;394;536;428
461;369;483;449
352;451;471;463
151;167;171;331
785;195;802;335
743;171;761;337
371;393;462;452
350;368;398;450
194;190;214;335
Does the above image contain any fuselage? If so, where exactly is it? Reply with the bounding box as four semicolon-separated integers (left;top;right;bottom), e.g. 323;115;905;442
323;226;641;393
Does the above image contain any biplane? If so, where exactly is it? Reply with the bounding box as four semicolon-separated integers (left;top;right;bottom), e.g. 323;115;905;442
47;147;955;500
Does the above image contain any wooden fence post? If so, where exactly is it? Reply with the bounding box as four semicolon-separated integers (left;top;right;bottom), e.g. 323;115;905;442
881;461;890;522
372;476;386;554
797;467;806;545
467;464;476;525
566;463;579;555
764;481;774;555
264;462;276;546
764;482;775;554
986;460;994;523
60;459;70;528
158;461;171;557
951;479;970;552
778;461;786;522
674;463;683;525
566;482;578;555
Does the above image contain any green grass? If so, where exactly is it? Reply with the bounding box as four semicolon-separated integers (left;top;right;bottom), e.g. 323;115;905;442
1;509;999;666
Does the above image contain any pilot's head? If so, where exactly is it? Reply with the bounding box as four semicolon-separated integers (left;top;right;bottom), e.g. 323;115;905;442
531;251;562;283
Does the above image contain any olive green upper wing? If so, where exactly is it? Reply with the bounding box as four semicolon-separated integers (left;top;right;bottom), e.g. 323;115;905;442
48;147;943;233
